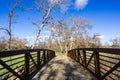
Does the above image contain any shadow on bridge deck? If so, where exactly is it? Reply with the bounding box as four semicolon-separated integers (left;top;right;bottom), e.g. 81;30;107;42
32;55;96;80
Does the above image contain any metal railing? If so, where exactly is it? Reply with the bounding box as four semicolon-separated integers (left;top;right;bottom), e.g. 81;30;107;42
0;49;55;80
67;48;120;80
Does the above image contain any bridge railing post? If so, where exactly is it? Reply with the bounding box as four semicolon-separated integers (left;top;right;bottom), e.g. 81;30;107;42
43;50;46;64
24;52;30;80
82;50;87;68
94;52;101;79
37;51;40;67
47;50;49;61
74;50;76;61
77;50;80;63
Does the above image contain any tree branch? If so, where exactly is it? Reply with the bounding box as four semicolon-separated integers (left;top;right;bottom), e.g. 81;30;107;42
0;27;11;36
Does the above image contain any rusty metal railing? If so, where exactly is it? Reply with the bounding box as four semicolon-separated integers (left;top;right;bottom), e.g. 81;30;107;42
67;48;120;80
0;49;55;80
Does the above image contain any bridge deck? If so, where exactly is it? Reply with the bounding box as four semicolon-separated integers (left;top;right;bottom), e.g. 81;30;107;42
32;55;96;80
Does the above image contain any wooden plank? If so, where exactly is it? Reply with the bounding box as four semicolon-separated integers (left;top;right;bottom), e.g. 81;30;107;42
0;49;55;58
75;48;120;55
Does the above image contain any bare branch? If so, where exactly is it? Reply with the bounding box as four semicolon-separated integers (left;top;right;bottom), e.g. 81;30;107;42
31;22;39;29
0;27;11;36
0;27;7;31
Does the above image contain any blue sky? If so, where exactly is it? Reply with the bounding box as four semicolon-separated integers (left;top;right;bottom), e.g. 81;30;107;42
0;0;120;45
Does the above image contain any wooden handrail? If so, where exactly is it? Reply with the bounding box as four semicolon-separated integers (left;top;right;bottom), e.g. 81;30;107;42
0;49;55;80
67;48;120;80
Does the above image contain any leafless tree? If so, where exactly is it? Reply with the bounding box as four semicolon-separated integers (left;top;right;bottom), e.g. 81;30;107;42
48;16;93;53
110;37;120;47
0;0;20;50
48;21;64;53
70;16;92;48
30;0;70;49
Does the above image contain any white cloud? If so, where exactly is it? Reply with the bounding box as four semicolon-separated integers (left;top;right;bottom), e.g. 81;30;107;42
49;0;70;13
75;0;88;9
98;35;104;39
25;35;50;46
26;36;35;39
26;35;49;39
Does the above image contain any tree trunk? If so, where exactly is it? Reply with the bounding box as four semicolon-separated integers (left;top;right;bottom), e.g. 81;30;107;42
65;45;68;54
57;38;63;53
31;7;51;49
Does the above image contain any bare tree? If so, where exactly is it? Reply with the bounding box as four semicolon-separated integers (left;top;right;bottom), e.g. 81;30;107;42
70;16;92;48
0;0;20;50
48;16;93;53
48;21;64;53
30;0;70;49
110;37;120;47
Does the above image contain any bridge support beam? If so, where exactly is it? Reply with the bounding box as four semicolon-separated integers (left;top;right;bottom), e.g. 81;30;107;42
94;52;101;79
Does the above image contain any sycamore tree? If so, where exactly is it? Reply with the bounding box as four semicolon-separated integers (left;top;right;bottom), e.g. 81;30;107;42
48;21;68;53
48;16;92;53
30;0;70;49
70;16;92;48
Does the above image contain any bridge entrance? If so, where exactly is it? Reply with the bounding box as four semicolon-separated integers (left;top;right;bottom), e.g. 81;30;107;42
32;55;96;80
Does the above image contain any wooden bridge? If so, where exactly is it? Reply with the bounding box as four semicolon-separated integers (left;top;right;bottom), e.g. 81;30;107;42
0;48;120;80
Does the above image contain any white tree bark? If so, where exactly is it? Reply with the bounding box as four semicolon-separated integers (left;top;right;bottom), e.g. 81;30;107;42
31;7;51;49
56;37;63;53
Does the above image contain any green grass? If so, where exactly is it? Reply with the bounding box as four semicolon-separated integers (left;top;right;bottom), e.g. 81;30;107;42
55;51;67;56
0;54;34;79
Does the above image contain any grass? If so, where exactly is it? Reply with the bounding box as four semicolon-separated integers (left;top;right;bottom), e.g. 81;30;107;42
55;51;67;56
0;54;35;79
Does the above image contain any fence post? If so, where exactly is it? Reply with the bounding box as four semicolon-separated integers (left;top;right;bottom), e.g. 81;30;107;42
24;53;30;80
37;51;40;67
43;50;46;64
77;50;80;63
94;52;101;79
47;50;49;62
74;50;76;60
83;50;87;68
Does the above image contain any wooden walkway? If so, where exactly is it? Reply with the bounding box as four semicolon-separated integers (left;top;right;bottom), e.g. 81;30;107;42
32;55;96;80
